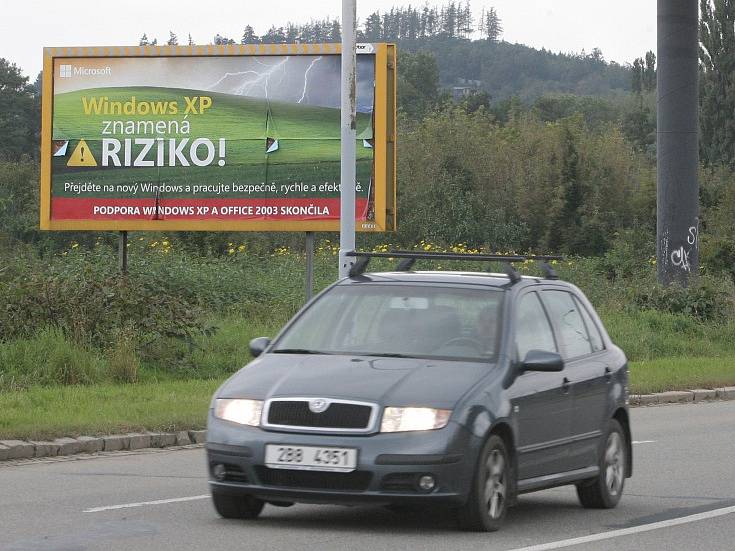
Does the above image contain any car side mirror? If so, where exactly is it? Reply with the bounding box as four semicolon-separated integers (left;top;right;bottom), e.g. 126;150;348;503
249;337;271;358
521;350;564;373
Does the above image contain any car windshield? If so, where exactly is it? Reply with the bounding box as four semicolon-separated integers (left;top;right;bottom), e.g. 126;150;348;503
272;284;504;362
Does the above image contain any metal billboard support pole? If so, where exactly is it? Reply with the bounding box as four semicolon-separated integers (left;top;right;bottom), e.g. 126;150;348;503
305;231;314;301
338;0;357;280
656;0;699;285
118;231;128;275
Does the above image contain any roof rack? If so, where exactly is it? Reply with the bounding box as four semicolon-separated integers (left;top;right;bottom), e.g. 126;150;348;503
346;250;563;284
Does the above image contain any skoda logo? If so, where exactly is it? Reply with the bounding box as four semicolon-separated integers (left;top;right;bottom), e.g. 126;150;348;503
308;399;330;413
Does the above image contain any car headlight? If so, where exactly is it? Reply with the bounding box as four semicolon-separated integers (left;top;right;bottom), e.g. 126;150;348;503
380;407;452;433
214;399;263;426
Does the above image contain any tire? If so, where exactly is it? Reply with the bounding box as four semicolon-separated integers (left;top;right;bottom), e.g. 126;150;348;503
456;434;510;532
576;419;627;509
212;491;265;520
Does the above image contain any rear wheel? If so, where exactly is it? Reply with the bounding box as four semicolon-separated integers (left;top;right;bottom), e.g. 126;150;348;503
576;419;627;509
212;491;265;519
456;434;509;531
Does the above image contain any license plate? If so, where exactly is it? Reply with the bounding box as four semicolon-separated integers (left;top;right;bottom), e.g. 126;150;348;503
265;444;358;472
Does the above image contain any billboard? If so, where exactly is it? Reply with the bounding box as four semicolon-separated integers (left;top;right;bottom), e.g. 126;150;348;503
40;43;396;232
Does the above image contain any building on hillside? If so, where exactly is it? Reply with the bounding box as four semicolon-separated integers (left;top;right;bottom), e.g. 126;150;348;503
452;78;482;101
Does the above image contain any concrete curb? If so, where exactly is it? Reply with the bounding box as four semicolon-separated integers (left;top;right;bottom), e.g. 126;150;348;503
629;386;735;406
1;388;734;462
0;430;207;463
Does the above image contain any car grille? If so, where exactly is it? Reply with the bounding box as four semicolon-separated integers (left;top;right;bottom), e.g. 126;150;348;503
266;400;375;431
255;467;372;492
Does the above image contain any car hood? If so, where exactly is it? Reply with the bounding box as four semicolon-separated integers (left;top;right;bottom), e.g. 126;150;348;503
217;353;498;410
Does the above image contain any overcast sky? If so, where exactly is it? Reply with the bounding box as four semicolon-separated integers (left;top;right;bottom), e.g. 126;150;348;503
1;0;656;79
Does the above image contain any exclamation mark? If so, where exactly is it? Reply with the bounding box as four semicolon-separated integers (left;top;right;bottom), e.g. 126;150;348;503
217;139;226;167
80;146;85;163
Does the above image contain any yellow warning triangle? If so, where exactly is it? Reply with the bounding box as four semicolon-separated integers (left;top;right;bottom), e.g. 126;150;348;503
67;139;97;167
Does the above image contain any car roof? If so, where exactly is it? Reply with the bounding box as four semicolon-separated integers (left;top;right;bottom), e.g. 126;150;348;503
338;270;568;289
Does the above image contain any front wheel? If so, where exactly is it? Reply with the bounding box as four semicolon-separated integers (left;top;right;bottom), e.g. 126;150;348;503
456;434;510;531
576;419;627;509
212;491;265;520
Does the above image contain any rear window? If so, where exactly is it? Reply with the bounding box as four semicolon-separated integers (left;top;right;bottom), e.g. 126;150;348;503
273;284;505;362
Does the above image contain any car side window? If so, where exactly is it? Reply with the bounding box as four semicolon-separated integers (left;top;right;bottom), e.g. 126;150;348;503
573;296;605;353
515;292;557;360
542;290;592;359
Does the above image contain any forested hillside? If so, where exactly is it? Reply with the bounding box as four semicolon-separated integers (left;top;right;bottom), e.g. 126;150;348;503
146;3;633;102
398;38;631;101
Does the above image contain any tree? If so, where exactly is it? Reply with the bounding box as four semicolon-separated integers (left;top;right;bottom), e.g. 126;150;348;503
139;33;149;46
700;0;735;166
462;91;491;113
590;47;604;63
364;12;382;40
643;51;656;91
442;2;457;38
188;33;194;45
0;58;37;160
213;34;235;45
261;26;286;43
632;57;644;94
167;31;178;46
485;7;502;42
241;26;259;44
328;19;341;42
285;23;300;43
546;125;584;253
397;50;440;119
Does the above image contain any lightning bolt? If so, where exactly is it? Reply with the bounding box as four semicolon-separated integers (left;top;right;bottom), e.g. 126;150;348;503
208;56;323;105
298;56;322;103
208;57;290;100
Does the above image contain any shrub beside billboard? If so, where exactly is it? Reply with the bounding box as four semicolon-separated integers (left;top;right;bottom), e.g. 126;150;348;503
40;43;396;232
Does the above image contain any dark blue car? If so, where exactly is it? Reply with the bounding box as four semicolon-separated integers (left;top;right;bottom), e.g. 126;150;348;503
206;254;632;531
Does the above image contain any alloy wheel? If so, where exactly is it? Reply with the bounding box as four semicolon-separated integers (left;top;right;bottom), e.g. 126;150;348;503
484;449;506;519
604;431;625;497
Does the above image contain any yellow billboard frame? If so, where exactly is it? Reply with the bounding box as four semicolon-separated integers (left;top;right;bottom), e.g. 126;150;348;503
40;43;396;232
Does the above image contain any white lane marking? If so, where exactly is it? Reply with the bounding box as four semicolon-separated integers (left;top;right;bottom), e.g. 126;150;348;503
83;494;209;513
509;505;735;551
632;440;656;444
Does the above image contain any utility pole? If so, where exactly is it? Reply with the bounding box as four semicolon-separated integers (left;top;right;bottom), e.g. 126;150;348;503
338;0;357;279
656;0;699;285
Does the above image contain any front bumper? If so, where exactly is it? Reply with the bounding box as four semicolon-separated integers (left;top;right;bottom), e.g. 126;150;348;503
206;412;481;506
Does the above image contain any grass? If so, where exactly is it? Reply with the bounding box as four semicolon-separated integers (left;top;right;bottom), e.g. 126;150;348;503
0;316;284;392
629;356;735;395
0;327;107;389
0;356;732;440
600;308;735;362
0;379;220;441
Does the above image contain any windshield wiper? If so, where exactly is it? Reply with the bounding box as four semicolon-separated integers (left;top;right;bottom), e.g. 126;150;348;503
359;352;415;358
271;348;327;355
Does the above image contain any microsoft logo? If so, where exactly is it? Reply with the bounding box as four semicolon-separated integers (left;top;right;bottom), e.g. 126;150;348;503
60;64;72;78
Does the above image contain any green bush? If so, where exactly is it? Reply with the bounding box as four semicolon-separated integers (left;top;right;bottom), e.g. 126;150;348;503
107;325;140;383
0;326;106;390
0;248;205;347
631;275;735;322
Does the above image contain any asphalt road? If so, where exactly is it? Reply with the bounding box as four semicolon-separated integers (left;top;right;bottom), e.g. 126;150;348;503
1;401;734;551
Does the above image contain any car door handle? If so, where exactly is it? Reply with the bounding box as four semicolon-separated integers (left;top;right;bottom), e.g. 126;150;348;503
561;377;571;393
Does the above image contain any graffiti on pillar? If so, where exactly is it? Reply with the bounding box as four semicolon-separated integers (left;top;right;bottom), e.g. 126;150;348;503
669;219;699;273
